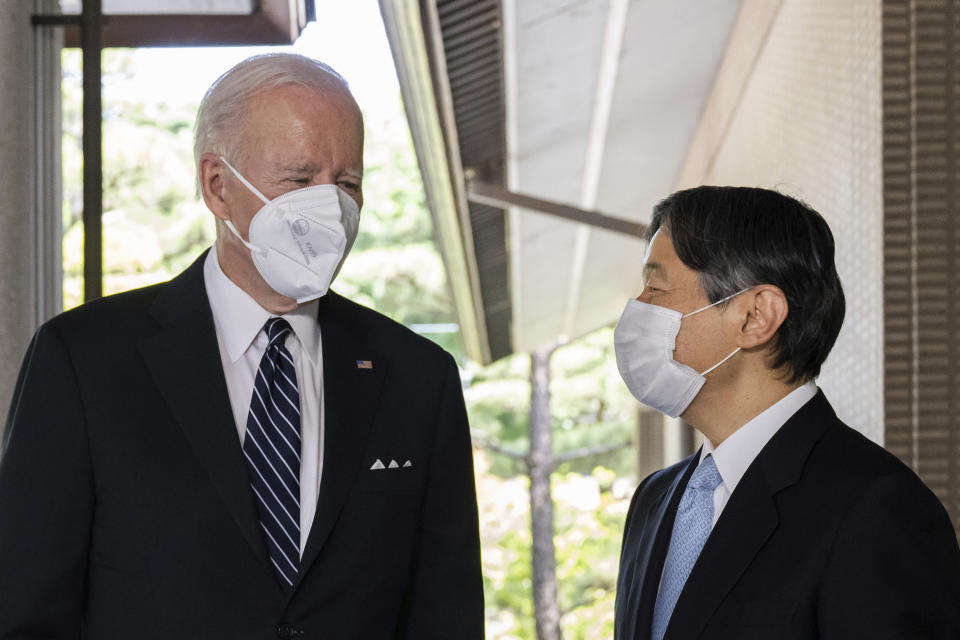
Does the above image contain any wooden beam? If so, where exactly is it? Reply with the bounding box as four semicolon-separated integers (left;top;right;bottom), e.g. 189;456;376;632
466;179;647;239
57;0;307;48
80;0;104;301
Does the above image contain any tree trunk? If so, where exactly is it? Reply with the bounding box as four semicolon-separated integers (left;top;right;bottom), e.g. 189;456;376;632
528;344;562;640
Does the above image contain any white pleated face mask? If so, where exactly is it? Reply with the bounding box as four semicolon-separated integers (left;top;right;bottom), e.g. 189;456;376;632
613;288;750;418
219;156;361;303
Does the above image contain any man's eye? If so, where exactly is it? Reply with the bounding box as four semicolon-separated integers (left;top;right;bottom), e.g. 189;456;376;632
289;178;310;185
339;181;361;192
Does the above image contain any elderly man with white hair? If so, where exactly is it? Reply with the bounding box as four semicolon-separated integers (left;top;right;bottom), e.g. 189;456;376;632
0;53;484;639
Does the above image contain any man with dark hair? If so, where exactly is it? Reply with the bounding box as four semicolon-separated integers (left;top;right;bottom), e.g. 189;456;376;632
613;186;960;639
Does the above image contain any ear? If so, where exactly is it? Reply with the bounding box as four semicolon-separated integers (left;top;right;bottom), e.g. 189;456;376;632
198;152;232;222
736;285;788;350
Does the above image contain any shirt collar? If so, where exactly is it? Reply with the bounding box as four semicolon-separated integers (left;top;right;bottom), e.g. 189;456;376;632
282;299;320;364
203;249;320;364
700;380;818;494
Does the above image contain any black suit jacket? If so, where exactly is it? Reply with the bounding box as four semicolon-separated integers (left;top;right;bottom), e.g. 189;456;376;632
615;392;960;640
0;253;484;639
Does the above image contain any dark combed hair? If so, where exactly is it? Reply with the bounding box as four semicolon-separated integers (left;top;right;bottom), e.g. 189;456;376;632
648;186;845;383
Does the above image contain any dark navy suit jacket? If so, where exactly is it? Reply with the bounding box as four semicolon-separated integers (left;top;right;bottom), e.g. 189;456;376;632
615;392;960;639
0;252;484;639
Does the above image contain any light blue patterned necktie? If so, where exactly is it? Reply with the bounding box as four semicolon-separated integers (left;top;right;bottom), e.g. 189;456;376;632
651;454;723;640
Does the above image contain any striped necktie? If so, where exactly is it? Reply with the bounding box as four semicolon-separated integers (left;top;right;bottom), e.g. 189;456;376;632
651;454;723;640
242;317;301;588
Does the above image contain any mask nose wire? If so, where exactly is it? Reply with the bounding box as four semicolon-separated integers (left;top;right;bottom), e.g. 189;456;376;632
219;156;271;205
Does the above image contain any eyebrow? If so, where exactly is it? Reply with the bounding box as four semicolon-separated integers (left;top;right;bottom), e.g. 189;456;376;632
643;261;665;280
279;163;314;173
277;164;363;181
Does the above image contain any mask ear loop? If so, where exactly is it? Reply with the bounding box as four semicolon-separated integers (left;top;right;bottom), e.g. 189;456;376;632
217;156;270;255
685;286;753;375
682;286;753;318
700;346;741;375
219;156;271;205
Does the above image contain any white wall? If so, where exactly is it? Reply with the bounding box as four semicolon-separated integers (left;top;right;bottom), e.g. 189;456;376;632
677;0;884;442
0;1;62;433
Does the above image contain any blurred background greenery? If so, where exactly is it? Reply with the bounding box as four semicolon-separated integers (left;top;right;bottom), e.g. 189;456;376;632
62;48;640;640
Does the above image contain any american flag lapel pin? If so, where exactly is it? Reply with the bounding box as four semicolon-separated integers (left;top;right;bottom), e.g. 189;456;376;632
356;360;373;369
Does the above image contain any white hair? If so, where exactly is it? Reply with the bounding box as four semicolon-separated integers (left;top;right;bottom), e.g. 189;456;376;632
193;53;354;172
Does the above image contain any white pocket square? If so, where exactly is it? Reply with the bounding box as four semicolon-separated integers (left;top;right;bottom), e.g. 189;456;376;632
370;458;413;470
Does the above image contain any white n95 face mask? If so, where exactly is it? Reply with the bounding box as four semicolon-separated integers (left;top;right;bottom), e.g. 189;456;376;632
219;156;360;303
613;289;750;417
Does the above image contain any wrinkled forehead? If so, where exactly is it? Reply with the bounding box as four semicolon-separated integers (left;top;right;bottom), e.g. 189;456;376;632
236;84;364;157
247;82;361;123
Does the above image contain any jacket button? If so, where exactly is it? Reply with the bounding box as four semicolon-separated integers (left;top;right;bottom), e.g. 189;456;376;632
277;623;304;637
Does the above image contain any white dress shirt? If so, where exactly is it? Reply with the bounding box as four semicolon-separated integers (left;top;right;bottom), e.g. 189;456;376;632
700;381;818;527
203;249;324;556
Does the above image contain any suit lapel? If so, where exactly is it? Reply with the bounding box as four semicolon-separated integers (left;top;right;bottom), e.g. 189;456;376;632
664;392;837;639
292;293;386;593
664;465;778;639
618;455;699;640
137;253;273;576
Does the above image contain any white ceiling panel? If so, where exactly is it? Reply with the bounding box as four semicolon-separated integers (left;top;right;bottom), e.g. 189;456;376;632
507;0;612;350
512;0;609;200
506;0;742;352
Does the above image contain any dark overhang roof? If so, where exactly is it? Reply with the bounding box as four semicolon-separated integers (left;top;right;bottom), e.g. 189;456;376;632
436;0;511;361
380;0;510;363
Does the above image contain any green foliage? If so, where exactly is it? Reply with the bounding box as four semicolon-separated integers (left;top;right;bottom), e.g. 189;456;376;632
487;528;536;639
555;471;624;638
466;329;637;480
350;119;435;252
62;49;210;305
466;353;531;476
467;329;637;637
478;465;628;639
550;329;638;476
